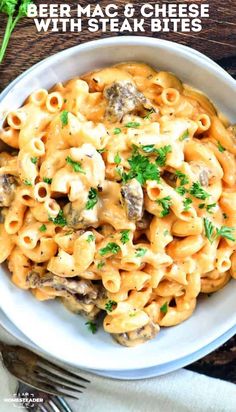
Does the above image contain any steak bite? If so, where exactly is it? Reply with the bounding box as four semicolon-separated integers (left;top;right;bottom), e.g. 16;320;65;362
103;80;149;121
121;178;144;221
0;174;17;207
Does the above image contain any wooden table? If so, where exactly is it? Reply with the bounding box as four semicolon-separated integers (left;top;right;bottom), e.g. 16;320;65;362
0;0;236;383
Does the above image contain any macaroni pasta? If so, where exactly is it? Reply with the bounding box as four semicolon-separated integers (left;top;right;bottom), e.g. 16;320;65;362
0;62;236;346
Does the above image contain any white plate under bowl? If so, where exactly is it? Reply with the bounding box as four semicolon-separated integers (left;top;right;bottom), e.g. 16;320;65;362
0;37;236;372
0;308;235;380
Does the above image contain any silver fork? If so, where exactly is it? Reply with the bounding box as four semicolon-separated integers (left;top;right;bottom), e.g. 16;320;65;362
0;340;89;399
17;381;73;411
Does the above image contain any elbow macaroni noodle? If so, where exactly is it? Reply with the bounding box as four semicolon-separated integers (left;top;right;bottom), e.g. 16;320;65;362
0;62;236;346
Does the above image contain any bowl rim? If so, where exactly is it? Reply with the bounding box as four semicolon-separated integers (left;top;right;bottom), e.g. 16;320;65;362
0;36;236;371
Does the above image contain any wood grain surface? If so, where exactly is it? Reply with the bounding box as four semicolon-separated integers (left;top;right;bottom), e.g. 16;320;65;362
0;0;236;383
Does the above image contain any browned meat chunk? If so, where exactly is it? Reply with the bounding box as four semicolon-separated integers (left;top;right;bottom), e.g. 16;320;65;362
190;161;211;187
121;178;144;221
0;174;17;206
103;80;148;121
63;202;98;229
112;321;160;347
61;294;101;320
27;272;98;303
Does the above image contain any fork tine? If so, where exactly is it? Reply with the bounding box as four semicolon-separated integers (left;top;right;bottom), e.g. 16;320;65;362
17;377;80;400
39;404;50;412
47;400;61;412
36;365;86;389
33;374;83;395
53;397;73;412
37;359;90;383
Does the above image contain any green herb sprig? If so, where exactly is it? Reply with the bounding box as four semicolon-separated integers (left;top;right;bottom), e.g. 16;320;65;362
0;0;33;63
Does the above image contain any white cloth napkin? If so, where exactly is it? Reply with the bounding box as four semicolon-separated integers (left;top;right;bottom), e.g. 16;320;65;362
0;326;235;412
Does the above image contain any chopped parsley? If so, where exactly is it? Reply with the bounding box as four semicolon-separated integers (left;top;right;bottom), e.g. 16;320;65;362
97;261;105;270
190;182;210;200
143;108;155;119
156;196;172;217
206;203;216;213
87;234;95;243
141;145;156;153
175;171;189;186
120;229;130;244
60;110;69;127
99;242;121;256
223;213;228;219
105;300;117;313
85;188;98;210
135;248;147;257
39;224;47;232
163;229;169;236
183;197;192;211
217;141;225;153
179;129;189;141
49;210;67;227
97;148;106;154
85;321;97;334
198;203;205;209
176;186;188;196
203;219;235;243
216;226;235;242
122;152;160;185
160;302;168;314
125;122;140;128
203;218;215;242
114;153;121;165
155;145;172;167
24;179;32;186
43;177;52;184
31;157;38;164
114;127;121;135
66;156;85;174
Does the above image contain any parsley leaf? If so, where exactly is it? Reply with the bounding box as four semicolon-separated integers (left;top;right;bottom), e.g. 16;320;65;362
114;127;121;135
183;197;192;211
85;321;97;334
97;261;105;270
87;234;95;243
179;129;189;141
217;141;225;153
155;145;172;167
141;145;156;153
175;186;188;196
156;196;172;217
175;171;189;186
60;110;69;127
125;122;140;128
97;148;106;154
49;210;67;227
216;226;235;242
39;224;46;232
125;152;160;185
99;242;121;256
105;300;117;313
85;188;98;210
66;156;85;174
135;248;147;257
190;182;210;200
160;302;168;314
120;229;130;244
143;108;155;119
203;218;215;243
206;203;216;213
114;153;121;165
31;157;38;164
43;177;52;184
24;179;32;186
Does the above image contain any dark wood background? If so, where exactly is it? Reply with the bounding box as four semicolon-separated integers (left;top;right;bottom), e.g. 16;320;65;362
0;0;235;383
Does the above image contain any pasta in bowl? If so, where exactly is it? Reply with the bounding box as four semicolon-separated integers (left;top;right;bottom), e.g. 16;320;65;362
0;60;236;349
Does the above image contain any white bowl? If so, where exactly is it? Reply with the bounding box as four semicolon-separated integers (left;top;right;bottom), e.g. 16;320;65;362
0;37;236;372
